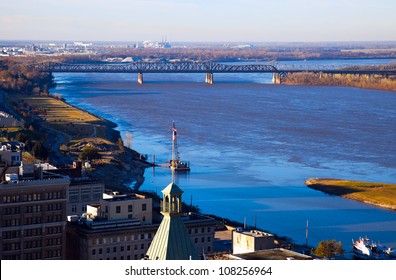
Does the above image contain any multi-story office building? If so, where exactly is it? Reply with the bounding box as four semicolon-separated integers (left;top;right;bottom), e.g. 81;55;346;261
68;178;104;216
66;190;216;260
0;144;105;260
0;170;70;260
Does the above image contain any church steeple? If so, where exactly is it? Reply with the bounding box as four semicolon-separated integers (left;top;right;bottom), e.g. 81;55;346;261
145;179;199;260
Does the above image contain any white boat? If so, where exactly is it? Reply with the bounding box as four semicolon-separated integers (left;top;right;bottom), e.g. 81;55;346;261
353;237;395;260
169;121;190;172
353;237;372;259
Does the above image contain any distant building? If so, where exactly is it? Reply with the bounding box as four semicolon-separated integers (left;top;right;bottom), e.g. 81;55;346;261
0;112;21;128
232;229;275;254
0;142;24;168
142;40;171;49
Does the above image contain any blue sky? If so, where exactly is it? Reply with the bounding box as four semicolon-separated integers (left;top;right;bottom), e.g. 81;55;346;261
1;0;395;42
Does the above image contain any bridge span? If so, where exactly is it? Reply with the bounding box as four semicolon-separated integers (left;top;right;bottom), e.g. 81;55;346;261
35;62;396;84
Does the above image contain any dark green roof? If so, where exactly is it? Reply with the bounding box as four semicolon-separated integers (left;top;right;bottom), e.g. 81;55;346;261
146;214;198;260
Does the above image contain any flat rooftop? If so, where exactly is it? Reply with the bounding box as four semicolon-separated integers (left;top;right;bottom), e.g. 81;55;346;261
231;248;313;260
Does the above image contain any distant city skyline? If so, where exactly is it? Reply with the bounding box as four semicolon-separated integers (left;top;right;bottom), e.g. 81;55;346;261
1;0;396;42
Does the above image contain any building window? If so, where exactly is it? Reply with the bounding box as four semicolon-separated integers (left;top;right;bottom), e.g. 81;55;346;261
116;206;121;213
128;205;133;212
194;238;198;244
142;204;147;211
99;249;102;254
113;247;117;252
92;249;96;255
141;244;144;250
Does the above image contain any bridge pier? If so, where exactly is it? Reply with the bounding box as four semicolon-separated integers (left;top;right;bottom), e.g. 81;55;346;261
138;72;143;84
205;73;213;84
272;73;282;84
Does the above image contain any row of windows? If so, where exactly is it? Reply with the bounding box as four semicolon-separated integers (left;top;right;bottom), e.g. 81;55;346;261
46;238;61;246
46;203;63;211
3;239;61;251
2;226;62;239
2;207;21;215
2;204;63;215
3;215;63;227
1;250;62;259
69;189;102;202
2;254;22;260
46;249;62;258
46;215;63;223
2;230;21;239
94;233;153;245
71;204;87;213
194;237;211;243
110;203;147;214
188;227;212;235
2;192;65;204
3;242;20;251
92;243;147;256
24;240;42;249
99;254;145;260
46;226;62;235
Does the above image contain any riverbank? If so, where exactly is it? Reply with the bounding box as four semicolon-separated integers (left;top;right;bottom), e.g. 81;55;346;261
283;72;396;92
305;178;396;210
2;92;152;191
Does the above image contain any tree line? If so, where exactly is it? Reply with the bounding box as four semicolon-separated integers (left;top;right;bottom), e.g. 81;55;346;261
0;58;55;94
283;72;396;92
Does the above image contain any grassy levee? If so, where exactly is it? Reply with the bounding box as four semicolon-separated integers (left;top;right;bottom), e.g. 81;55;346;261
305;178;396;210
5;93;151;191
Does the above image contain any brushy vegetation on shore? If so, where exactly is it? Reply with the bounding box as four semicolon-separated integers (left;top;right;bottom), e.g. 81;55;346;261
305;178;396;210
283;72;396;92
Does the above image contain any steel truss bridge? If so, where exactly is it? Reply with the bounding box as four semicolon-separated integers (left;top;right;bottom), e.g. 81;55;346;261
35;62;396;84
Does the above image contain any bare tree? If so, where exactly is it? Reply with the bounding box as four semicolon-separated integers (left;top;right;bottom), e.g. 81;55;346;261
125;132;133;149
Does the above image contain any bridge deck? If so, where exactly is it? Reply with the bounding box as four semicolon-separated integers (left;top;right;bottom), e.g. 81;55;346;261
35;62;396;75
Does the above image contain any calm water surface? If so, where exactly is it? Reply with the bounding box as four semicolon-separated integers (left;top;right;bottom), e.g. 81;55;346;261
54;59;396;256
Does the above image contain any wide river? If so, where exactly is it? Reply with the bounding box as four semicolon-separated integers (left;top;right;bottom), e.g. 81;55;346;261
54;59;396;257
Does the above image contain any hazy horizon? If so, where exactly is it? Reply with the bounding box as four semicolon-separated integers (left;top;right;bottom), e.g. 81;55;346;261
1;0;396;42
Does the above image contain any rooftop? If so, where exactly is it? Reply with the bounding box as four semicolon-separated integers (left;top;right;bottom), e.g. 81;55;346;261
237;229;274;238
230;248;313;260
102;192;148;202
